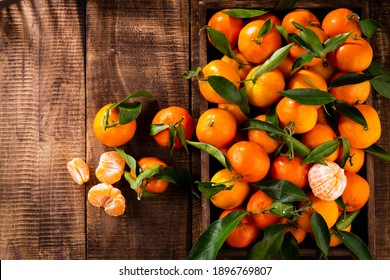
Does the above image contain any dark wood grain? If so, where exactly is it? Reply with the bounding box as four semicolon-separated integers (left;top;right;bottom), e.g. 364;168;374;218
86;0;192;259
0;0;86;259
365;0;390;260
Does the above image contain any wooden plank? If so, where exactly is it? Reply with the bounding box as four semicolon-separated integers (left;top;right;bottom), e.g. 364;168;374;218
86;0;192;259
190;0;211;245
365;0;390;260
0;0;86;259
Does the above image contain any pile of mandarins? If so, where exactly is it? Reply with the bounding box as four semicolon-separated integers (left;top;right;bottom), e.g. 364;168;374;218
67;6;389;259
190;7;384;254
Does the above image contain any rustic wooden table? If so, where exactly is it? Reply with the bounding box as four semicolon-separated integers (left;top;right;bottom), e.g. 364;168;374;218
0;0;389;260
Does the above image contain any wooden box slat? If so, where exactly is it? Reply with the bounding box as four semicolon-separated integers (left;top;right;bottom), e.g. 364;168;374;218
86;0;192;260
0;0;86;259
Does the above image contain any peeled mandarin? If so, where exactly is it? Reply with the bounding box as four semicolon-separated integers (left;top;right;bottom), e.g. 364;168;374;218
308;161;347;201
67;158;90;185
88;183;126;217
95;151;125;185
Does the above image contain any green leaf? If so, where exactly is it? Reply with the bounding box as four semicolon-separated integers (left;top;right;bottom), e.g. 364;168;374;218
118;102;142;125
337;231;373;260
282;135;311;159
365;60;389;76
206;75;244;109
248;224;287;260
336;210;360;230
182;67;202;79
187;210;249;260
115;148;141;175
311;212;330;257
279;232;300;260
133;165;163;192
239;87;251;117
155;166;198;198
364;61;390;99
124;171;136;187
322;32;352;53
329;72;378;88
206;27;238;61
371;73;390;99
275;24;288;41
292;21;323;57
168;125;177;153
104;90;154;128
336;196;347;211
288;33;311;50
266;105;280;140
302;139;341;165
177;123;189;153
334;100;368;129
290;52;315;75
279;88;335;105
223;8;268;19
364;144;390;161
339;138;351;168
196;181;232;199
149;123;169;136
251;43;294;77
240;118;285;137
254;180;308;203
257;18;273;38
270;201;294;219
359;18;382;40
186;140;232;172
275;0;297;11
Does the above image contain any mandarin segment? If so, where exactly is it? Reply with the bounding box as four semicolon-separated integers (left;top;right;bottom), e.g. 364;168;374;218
87;183;126;217
308;161;347;201
67;158;90;185
95;151;125;185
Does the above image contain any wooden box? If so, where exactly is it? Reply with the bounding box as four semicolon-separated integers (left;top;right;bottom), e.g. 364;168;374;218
190;0;389;259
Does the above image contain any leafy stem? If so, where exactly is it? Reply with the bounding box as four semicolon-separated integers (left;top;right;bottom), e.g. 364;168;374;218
103;90;155;130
